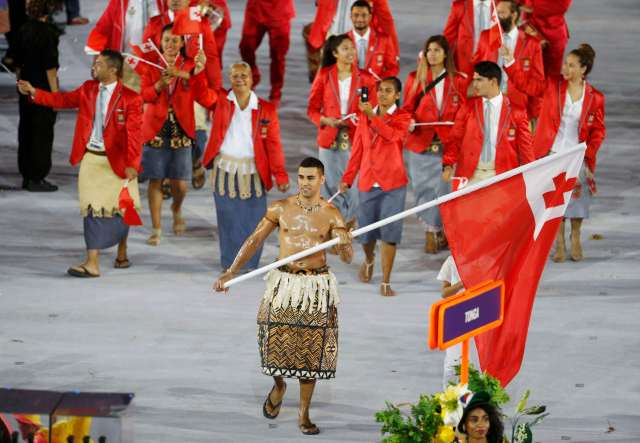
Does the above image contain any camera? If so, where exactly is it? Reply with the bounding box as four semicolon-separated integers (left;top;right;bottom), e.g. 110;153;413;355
358;86;369;103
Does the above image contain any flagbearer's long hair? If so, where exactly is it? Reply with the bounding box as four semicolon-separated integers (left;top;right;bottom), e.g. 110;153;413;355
411;35;456;97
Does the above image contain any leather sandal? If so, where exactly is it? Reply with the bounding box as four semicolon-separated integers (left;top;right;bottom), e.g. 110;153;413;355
358;258;374;283
380;283;397;297
147;228;162;246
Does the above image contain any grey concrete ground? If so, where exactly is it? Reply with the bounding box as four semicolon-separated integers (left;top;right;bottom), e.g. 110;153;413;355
1;1;639;442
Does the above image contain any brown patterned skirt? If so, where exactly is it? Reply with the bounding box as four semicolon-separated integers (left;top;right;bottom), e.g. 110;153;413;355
257;268;339;380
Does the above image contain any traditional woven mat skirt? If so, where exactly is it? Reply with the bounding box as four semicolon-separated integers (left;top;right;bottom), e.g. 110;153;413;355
257;268;340;380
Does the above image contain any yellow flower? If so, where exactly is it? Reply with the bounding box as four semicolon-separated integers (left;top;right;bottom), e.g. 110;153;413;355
435;425;456;443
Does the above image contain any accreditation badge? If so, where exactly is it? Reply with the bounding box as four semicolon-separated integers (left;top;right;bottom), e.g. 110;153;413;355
508;127;516;141
116;109;125;124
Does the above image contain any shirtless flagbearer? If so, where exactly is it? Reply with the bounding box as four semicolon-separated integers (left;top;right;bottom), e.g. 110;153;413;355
214;157;353;436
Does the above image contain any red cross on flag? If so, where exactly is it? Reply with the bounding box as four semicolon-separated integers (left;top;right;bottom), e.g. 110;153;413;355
439;143;586;386
173;6;204;35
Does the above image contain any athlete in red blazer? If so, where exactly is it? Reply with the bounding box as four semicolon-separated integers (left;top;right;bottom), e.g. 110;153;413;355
403;70;468;154
348;27;398;79
443;0;486;75
190;70;289;192
29;79;143;178
443;95;534;179
308;64;377;149
472;26;544;114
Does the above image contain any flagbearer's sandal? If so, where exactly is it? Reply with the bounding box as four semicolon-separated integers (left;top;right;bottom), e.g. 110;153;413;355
67;266;100;278
262;383;286;419
299;422;320;435
358;258;374;283
114;258;130;269
147;228;162;246
192;164;206;189
380;283;397;297
172;209;186;235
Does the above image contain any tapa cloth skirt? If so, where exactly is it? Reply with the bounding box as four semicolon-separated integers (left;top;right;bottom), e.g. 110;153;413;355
257;268;340;380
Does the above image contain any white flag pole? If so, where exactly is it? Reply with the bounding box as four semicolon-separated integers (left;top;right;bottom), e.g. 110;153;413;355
222;144;587;289
327;191;341;203
147;39;168;66
0;62;15;77
413;121;454;127
123;53;165;70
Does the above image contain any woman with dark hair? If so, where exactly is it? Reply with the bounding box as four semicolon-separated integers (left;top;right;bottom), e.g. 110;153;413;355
14;0;61;191
140;24;200;246
307;34;377;225
402;35;468;253
504;43;606;262
457;391;505;443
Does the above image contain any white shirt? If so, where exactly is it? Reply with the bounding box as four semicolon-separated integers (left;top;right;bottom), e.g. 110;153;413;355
434;70;446;112
329;0;355;36
482;93;503;163
370;104;397;187
88;80;117;151
219;90;259;170
437;255;462;287
338;77;352;116
551;84;585;154
473;0;491;51
123;0;159;48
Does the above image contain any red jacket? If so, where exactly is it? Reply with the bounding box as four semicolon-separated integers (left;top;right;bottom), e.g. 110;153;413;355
190;72;289;190
521;0;571;46
342;107;411;192
402;70;468;153
32;80;143;178
443;96;535;179
348;28;399;79
506;64;606;172
244;0;295;25
140;57;199;142
85;0;165;53
308;0;399;56
307;65;377;148
471;27;544;113
143;12;222;88
443;0;479;75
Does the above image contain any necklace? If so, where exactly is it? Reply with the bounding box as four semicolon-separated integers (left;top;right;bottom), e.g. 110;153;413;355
296;196;321;214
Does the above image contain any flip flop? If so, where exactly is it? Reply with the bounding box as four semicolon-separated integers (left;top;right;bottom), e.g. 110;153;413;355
262;383;286;419
299;422;320;435
114;258;130;269
67;265;99;278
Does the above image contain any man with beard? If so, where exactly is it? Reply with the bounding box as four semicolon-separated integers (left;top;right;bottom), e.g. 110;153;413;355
214;157;352;436
17;50;143;277
472;0;544;119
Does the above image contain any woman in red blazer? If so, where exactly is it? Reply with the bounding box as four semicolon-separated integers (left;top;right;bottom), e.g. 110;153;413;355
505;44;606;262
140;24;200;246
307;34;377;225
340;77;411;297
403;34;468;254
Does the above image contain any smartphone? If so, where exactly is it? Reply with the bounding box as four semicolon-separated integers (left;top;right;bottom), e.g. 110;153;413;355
360;86;369;103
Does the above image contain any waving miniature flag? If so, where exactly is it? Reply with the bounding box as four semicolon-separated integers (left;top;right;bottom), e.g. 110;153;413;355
173;6;204;35
488;0;503;51
118;183;143;226
440;143;586;387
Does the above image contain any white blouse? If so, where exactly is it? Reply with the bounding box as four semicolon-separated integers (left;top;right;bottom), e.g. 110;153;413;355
551;84;585;154
339;77;352;116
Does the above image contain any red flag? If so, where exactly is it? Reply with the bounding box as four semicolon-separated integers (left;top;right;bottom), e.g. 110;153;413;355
173;6;203;35
488;0;503;52
118;186;143;226
123;54;148;76
439;144;586;386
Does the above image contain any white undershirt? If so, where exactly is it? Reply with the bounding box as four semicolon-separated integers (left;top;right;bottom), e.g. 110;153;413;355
339;77;351;116
551;84;585;154
88;80;117;151
434;70;446;111
219;90;259;171
481;93;503;163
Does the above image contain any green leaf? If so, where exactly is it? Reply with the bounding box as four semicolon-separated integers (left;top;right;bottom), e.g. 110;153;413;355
516;390;530;413
529;412;550;427
522;405;546;415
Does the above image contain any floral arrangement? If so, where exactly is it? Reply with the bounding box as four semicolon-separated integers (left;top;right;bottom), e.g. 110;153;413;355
374;366;547;443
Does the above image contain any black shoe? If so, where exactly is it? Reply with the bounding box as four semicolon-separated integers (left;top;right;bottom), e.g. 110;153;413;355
25;179;58;192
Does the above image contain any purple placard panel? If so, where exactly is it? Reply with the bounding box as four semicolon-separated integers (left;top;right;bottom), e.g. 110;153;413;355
442;286;501;343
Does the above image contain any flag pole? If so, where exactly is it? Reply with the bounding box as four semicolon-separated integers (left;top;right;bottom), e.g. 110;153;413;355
123;53;165;70
147;39;168;66
414;121;454;127
491;0;504;43
222;144;587;289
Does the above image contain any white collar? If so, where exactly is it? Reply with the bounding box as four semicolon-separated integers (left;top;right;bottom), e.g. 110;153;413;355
99;80;118;94
474;0;489;7
483;92;503;109
373;103;397;115
354;27;370;42
227;90;259;111
505;25;518;43
167;9;174;21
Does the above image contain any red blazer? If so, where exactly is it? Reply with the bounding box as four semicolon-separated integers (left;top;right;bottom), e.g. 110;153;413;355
471;27;544;113
521;0;571;46
85;0;165;53
443;96;534;179
308;0;399;56
348;28;399;79
342;107;411;192
506;65;606;172
190;72;289;191
32;80;143;178
140;57;198;142
402;70;467;153
143;12;222;88
307;65;377;148
443;0;478;75
244;0;295;25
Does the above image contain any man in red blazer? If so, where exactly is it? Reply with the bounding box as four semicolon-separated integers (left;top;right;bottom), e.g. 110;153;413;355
471;0;544;117
442;61;534;184
18;50;143;278
191;55;289;271
348;1;398;79
238;0;295;106
443;0;492;75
